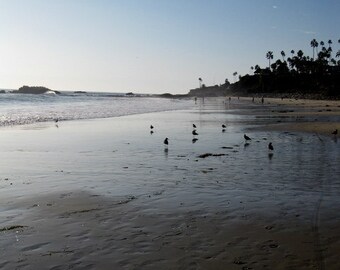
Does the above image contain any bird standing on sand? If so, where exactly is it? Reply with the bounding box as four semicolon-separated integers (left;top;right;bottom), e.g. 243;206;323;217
164;138;169;145
192;130;199;136
244;134;251;141
332;129;338;136
268;142;274;151
150;125;154;129
193;124;197;128
222;124;226;128
55;118;59;123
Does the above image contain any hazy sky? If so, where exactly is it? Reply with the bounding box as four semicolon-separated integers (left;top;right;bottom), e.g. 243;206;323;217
0;0;339;94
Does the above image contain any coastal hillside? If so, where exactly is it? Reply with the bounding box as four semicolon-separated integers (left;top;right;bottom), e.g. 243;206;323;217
186;39;340;99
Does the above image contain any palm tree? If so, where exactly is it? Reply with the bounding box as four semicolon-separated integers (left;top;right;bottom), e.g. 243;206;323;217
328;39;332;48
233;72;238;82
320;41;325;47
198;77;202;88
266;51;274;68
336;50;340;58
281;51;286;61
297;50;304;58
310;39;318;60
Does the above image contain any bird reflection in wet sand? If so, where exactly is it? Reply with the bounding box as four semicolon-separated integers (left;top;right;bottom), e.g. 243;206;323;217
192;138;198;143
192;130;199;136
163;138;169;155
268;142;274;159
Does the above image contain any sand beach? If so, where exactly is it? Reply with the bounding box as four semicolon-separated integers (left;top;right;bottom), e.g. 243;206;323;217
0;97;339;269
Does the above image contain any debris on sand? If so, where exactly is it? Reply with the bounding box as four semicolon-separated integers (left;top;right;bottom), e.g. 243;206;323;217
0;225;28;231
198;153;227;158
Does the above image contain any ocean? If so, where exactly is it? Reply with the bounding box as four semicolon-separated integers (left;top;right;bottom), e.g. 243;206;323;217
0;92;192;126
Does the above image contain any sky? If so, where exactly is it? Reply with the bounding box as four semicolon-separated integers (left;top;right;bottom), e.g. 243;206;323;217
0;0;339;94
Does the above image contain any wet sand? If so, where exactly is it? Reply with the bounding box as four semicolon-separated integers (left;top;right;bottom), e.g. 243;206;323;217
243;96;340;136
0;97;339;269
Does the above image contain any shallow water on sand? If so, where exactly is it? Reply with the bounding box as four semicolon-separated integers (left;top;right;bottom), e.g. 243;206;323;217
0;98;339;269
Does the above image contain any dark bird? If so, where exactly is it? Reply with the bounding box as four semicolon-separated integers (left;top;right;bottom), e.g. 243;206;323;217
268;142;274;151
150;130;154;135
192;130;198;136
164;138;169;145
150;125;154;129
332;129;338;135
193;124;197;128
192;138;198;143
244;134;251;141
55;118;59;123
222;124;226;128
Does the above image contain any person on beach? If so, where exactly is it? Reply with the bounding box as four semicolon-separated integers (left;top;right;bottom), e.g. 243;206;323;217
261;96;264;104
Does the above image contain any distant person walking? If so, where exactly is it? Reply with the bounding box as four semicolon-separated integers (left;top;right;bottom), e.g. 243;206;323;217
261;96;264;104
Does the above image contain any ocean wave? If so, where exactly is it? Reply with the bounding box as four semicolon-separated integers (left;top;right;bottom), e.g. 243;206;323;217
0;93;191;127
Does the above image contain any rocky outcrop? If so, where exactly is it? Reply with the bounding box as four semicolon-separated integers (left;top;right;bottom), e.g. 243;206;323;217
13;86;61;95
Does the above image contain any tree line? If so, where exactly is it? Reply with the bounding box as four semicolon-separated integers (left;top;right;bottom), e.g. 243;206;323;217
231;39;340;97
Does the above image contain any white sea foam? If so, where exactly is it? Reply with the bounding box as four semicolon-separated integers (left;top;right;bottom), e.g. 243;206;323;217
0;92;191;126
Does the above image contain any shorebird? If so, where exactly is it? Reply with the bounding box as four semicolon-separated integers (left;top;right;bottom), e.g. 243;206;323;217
54;118;59;123
268;142;274;151
244;134;251;141
332;129;338;136
192;130;199;136
164;138;169;145
150;125;154;129
150;130;154;135
222;124;226;128
193;124;197;128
